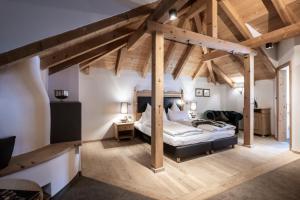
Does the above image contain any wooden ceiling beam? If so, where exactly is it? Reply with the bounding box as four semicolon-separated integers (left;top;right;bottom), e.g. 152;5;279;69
146;21;256;55
270;0;295;25
141;49;152;78
211;62;234;88
80;41;127;70
165;2;209;73
164;18;188;72
204;0;218;83
41;27;134;69
127;0;180;50
0;2;156;67
192;61;206;79
207;0;218;38
172;45;196;79
218;0;275;75
218;0;252;38
115;47;128;76
202;22;300;61
49;37;128;75
185;0;207;20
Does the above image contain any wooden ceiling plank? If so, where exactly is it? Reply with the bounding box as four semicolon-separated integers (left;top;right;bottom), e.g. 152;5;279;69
146;21;256;55
141;49;152;78
115;47;128;76
228;55;245;75
206;60;216;83
202;22;300;61
218;0;276;75
0;2;156;67
185;0;207;20
192;61;206;79
212;62;234;88
218;0;252;38
81;41;127;70
49;37;128;75
41;27;134;69
164;18;188;72
172;45;196;79
127;0;178;50
203;0;218;84
207;0;218;38
270;0;295;25
192;15;217;83
257;49;276;74
165;4;209;73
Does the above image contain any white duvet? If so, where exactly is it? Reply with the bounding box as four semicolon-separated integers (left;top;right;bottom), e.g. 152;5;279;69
142;120;202;137
163;121;202;137
174;120;235;132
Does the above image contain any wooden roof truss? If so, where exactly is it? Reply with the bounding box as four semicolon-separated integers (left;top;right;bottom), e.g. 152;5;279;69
1;0;300;84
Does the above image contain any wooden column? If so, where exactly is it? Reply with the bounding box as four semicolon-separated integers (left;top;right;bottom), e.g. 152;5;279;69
244;54;254;147
151;31;164;172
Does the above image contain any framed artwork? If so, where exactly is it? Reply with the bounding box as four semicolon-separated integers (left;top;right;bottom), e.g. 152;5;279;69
195;88;203;97
203;89;210;97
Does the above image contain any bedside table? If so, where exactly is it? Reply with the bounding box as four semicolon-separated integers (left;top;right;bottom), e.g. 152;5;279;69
114;122;135;141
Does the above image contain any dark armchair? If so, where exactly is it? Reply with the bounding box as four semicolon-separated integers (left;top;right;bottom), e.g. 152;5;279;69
204;110;243;134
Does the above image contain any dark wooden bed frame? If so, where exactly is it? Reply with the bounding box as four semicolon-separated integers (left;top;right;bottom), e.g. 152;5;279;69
133;89;238;162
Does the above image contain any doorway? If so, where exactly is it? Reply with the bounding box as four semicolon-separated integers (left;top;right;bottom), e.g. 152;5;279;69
276;62;292;147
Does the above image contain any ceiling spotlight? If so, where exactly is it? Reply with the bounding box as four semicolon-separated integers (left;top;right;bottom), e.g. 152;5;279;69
265;42;273;49
169;9;177;21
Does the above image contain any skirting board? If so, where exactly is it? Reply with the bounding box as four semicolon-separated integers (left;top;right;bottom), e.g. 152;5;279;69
150;166;165;173
82;137;114;144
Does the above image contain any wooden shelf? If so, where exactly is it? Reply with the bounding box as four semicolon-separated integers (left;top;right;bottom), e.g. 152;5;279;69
0;141;81;177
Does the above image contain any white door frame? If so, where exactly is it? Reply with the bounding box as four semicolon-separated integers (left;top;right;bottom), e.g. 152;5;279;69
276;61;292;150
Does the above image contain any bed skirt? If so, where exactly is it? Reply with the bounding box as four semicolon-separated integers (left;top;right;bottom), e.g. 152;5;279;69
135;128;238;162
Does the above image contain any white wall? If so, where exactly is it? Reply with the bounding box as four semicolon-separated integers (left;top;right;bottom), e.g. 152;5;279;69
48;65;79;101
0;57;50;155
277;36;300;152
79;68;225;141
0;0;156;53
220;80;276;134
1;147;80;197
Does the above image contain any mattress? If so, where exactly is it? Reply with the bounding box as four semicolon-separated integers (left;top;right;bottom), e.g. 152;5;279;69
134;121;235;147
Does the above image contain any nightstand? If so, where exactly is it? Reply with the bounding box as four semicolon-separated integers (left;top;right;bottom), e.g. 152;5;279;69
114;122;135;141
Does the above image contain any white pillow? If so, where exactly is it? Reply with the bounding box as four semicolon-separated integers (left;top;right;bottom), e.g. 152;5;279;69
168;109;189;122
141;104;168;125
170;102;180;112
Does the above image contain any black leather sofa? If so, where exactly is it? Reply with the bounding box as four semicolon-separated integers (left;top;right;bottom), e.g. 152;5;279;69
204;110;243;134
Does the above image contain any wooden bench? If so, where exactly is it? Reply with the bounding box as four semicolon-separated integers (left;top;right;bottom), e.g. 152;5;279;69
0;141;81;178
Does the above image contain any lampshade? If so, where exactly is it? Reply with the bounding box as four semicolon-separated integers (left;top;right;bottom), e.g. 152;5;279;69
190;102;197;111
120;102;128;114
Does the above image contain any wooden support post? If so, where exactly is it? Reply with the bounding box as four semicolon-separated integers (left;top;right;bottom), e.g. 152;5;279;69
151;31;164;172
244;54;254;147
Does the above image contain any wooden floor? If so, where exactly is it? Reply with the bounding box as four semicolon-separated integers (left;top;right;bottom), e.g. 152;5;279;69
81;135;300;200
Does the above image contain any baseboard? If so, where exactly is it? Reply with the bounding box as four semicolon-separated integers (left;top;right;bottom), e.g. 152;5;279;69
82;137;115;144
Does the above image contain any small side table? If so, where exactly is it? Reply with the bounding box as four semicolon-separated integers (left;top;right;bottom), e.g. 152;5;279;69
114;122;135;141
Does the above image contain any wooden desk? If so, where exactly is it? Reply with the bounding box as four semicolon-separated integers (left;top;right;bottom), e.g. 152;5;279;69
114;122;135;141
254;108;271;136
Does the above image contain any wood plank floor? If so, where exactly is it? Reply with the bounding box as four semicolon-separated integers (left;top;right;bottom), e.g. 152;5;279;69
81;135;300;200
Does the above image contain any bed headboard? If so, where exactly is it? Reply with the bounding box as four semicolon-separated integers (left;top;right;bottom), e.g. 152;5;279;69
133;89;184;120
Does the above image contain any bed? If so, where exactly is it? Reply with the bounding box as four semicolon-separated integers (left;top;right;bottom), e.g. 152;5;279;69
133;90;238;162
